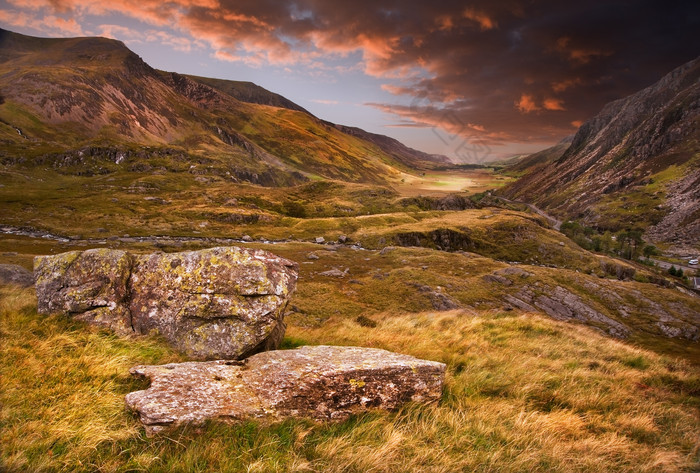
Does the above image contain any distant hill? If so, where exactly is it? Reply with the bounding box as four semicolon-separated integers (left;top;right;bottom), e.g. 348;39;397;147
500;56;700;250
0;28;448;185
331;124;451;169
501;136;573;176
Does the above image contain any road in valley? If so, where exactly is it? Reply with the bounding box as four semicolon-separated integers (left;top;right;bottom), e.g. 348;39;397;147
494;197;698;274
495;197;562;230
649;258;698;275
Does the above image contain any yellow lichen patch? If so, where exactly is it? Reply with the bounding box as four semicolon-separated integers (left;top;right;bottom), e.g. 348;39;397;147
349;378;366;388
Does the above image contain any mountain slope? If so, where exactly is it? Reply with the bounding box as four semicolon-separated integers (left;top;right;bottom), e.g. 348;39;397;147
0;28;446;184
185;75;450;170
331;124;452;169
500;56;700;250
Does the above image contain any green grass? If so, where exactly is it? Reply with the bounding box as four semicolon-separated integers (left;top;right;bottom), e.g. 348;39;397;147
1;284;699;472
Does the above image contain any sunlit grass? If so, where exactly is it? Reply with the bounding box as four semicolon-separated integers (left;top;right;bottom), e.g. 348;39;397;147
1;283;698;472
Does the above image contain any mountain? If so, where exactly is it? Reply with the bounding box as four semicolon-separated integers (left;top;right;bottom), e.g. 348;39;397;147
0;28;447;185
500;57;700;250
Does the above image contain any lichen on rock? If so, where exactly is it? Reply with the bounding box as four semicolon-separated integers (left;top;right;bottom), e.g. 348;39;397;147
34;246;298;359
125;345;446;435
34;248;133;334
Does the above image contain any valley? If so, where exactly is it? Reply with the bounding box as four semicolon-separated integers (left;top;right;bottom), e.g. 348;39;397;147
393;168;511;196
0;27;699;473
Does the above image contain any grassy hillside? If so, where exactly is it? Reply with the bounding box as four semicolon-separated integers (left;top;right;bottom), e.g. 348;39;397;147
2;172;699;470
2;277;699;472
1;161;698;359
182;74;311;113
0;28;447;185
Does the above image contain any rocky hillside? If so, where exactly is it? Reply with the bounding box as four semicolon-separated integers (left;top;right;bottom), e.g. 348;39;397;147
0;28;447;185
501;56;700;251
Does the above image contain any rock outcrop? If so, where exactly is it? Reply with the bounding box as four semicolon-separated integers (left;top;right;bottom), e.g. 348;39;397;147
504;284;630;338
125;345;446;435
34;247;298;359
0;263;34;287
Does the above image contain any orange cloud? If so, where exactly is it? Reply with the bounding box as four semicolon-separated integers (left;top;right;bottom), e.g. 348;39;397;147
516;94;539;113
463;7;496;30
99;24;140;39
543;98;565;111
435;15;454;31
551;77;581;92
0;9;84;35
555;37;612;65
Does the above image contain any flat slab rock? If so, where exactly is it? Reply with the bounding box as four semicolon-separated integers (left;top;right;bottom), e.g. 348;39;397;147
34;247;298;360
126;345;446;435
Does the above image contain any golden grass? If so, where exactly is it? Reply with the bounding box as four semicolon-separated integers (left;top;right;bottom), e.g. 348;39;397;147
288;311;700;472
392;169;512;197
1;282;699;472
0;285;183;472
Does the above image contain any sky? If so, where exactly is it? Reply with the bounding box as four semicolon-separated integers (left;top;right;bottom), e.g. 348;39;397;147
0;1;699;162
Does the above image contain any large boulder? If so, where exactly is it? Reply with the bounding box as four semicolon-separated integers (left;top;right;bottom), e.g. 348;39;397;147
34;249;133;333
34;247;298;359
126;345;446;435
0;263;35;287
128;247;297;359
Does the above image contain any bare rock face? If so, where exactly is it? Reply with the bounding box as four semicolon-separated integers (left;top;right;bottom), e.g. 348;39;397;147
126;345;446;435
34;247;298;359
507;284;630;338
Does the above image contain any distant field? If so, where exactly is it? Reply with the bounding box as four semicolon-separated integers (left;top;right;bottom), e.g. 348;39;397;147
393;169;513;197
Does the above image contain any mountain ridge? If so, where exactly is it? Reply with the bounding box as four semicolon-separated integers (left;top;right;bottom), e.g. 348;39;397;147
0;28;449;185
500;55;700;251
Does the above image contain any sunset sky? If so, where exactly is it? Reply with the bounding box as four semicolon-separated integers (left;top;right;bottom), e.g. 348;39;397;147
0;0;698;161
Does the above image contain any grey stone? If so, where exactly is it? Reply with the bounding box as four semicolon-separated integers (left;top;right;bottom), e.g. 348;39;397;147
429;291;460;311
482;274;512;286
126;345;446;435
494;267;532;278
319;267;348;277
507;285;630;338
34;247;298;359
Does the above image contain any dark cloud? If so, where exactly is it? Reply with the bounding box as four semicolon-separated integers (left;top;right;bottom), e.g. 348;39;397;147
7;0;700;153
